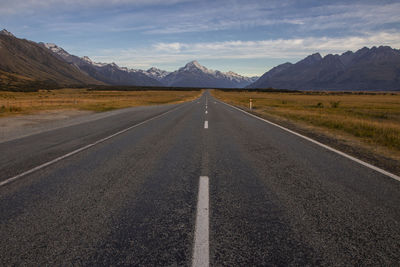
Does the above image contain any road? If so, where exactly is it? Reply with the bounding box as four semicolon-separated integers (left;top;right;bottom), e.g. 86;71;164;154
1;91;399;266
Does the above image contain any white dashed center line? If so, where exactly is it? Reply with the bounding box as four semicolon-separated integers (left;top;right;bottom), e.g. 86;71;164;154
192;176;209;267
204;121;208;129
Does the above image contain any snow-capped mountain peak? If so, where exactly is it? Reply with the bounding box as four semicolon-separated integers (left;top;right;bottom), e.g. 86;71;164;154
147;67;159;71
79;56;106;67
41;42;108;68
225;71;241;77
163;60;258;88
145;67;170;79
82;56;107;67
127;67;171;81
0;29;15;37
224;71;245;80
177;61;256;82
180;60;215;75
220;70;259;83
43;43;57;49
42;43;71;58
187;60;202;68
82;56;93;63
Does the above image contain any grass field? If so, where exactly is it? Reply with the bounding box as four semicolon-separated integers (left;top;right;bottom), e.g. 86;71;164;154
213;90;400;160
0;89;201;117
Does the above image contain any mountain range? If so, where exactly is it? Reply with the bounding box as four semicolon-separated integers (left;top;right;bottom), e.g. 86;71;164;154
39;43;162;86
42;43;258;88
0;29;257;89
1;29;399;91
248;46;400;91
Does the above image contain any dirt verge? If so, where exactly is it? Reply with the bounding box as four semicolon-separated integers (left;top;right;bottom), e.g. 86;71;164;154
232;104;400;177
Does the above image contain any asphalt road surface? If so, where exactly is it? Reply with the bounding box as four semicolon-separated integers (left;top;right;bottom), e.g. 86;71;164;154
1;91;399;266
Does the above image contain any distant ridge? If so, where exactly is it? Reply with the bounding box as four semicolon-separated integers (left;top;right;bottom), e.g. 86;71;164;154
2;29;398;91
41;44;257;88
248;46;400;91
40;43;162;86
0;29;259;89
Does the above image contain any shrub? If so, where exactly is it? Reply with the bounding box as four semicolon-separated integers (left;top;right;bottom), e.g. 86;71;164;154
8;106;22;112
330;101;340;108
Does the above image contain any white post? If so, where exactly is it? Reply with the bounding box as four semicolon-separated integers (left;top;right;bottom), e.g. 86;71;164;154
249;98;253;110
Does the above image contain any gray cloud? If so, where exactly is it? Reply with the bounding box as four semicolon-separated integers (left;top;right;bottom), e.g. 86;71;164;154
4;0;399;38
89;31;400;75
0;0;193;15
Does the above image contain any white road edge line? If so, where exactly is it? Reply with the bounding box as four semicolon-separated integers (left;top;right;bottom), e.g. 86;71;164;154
192;176;209;267
204;121;208;129
0;103;188;188
219;100;400;182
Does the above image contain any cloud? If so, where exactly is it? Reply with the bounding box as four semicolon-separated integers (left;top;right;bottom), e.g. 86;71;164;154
144;18;304;35
150;31;400;58
295;2;400;32
138;1;400;35
3;0;400;39
87;31;400;73
0;0;192;15
153;42;183;52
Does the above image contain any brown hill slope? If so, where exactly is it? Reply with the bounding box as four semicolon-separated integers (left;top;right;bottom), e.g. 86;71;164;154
0;31;103;89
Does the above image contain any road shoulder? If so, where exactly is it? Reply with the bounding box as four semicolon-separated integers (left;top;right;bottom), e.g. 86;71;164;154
216;99;400;177
0;106;173;143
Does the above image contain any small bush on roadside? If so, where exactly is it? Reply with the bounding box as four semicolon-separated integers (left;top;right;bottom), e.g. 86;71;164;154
377;113;388;119
330;101;340;108
8;106;22;112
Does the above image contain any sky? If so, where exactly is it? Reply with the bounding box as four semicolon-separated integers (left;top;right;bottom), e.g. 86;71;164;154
1;0;400;76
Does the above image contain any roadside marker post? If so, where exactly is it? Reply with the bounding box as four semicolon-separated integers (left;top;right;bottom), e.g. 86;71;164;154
249;98;253;110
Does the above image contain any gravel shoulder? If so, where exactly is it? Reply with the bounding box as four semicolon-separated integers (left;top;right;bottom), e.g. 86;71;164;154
231;104;400;176
0;108;150;143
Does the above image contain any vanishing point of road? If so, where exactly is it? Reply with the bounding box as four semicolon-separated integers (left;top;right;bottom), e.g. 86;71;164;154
1;91;399;266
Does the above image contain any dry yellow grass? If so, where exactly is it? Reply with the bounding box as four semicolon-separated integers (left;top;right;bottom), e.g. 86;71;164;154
0;70;34;82
212;90;400;160
0;89;202;117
